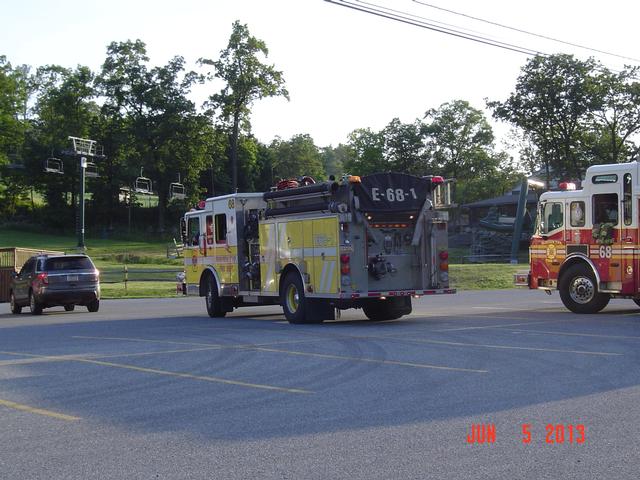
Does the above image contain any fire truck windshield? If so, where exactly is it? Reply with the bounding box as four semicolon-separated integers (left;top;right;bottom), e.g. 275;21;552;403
538;202;564;235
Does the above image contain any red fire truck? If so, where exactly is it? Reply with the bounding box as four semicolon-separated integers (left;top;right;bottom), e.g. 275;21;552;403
516;161;640;313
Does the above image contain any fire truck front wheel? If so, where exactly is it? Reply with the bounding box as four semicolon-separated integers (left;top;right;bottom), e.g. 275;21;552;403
559;264;610;314
205;275;226;318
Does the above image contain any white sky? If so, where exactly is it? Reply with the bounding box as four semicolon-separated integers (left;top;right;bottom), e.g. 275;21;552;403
2;0;639;149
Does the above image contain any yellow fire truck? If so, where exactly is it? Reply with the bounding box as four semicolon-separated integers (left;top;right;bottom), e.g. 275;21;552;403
181;173;455;323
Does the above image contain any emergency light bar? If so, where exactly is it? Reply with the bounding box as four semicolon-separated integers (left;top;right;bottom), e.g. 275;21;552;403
559;182;576;191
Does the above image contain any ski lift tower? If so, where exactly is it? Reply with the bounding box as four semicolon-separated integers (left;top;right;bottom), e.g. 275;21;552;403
65;136;105;249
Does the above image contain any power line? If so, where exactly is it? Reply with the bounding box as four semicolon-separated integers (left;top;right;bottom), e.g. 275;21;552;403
324;0;548;57
412;0;640;64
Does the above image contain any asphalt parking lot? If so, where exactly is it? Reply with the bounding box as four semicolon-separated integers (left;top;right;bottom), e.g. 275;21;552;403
1;289;640;479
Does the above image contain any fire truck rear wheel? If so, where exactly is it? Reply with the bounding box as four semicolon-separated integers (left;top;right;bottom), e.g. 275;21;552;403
205;275;226;318
559;263;610;314
282;272;310;324
363;298;411;321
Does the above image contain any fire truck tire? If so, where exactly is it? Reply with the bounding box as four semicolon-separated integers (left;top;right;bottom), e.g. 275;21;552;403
559;264;610;314
363;297;412;321
282;272;314;324
205;275;226;318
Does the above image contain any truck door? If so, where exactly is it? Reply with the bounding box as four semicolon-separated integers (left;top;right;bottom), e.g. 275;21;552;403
185;214;203;287
620;172;636;294
592;190;622;289
259;222;277;293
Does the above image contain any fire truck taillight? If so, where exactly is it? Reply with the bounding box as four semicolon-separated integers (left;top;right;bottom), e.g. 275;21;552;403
340;254;350;274
438;253;449;283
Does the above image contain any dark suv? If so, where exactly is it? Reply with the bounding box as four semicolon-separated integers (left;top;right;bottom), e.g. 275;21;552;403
10;254;100;314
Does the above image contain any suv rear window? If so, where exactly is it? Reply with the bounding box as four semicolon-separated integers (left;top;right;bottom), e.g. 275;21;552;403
44;257;94;271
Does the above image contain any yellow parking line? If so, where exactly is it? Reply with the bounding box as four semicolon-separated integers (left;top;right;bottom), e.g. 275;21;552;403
435;320;553;332
0;357;71;366
73;336;487;373
73;335;318;350
247;346;488;373
95;347;225;359
73;335;223;348
385;338;622;356
0;398;80;421
502;328;640;340
71;357;311;394
0;354;98;367
0;350;310;395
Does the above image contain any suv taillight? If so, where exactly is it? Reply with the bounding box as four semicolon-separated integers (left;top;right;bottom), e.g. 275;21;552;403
36;272;48;285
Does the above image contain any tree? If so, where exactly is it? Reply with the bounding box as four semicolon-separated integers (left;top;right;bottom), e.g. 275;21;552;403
343;128;386;175
590;66;640;163
0;56;30;163
320;144;348;179
97;40;210;231
381;118;428;175
29;64;99;225
270;134;325;181
424;100;516;204
488;54;599;183
424;100;494;177
199;21;288;192
0;56;32;218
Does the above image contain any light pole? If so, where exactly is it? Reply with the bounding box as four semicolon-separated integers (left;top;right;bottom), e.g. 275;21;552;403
78;156;87;248
65;136;105;250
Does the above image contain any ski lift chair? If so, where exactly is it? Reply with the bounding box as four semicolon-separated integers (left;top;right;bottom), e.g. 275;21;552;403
169;182;186;201
134;176;153;194
44;157;64;174
85;161;100;178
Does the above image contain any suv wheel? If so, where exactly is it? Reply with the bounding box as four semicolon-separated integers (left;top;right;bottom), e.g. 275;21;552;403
10;292;21;314
87;299;100;313
29;291;43;315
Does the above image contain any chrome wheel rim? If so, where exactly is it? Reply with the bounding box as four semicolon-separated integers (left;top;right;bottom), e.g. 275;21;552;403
286;284;299;313
569;276;595;304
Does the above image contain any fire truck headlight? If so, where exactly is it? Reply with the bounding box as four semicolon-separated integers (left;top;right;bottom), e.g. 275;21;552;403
341;275;351;287
439;271;449;283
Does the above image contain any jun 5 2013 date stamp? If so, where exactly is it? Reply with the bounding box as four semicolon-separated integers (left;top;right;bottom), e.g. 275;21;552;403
466;423;586;445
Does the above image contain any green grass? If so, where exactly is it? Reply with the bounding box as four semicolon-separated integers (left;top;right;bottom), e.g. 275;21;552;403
450;263;524;290
0;228;177;262
101;281;183;299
